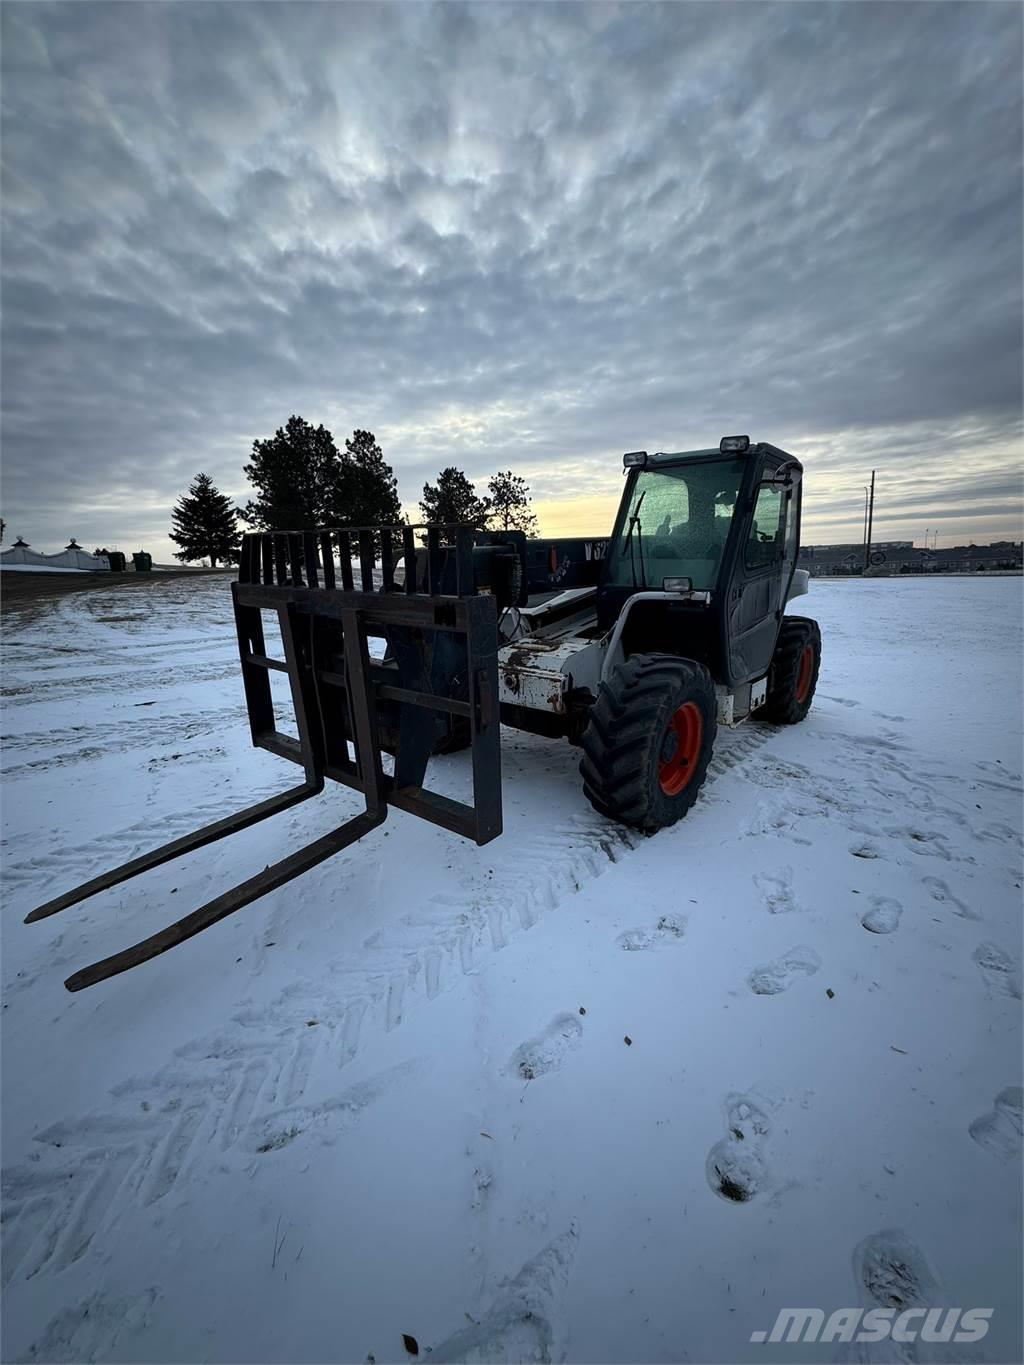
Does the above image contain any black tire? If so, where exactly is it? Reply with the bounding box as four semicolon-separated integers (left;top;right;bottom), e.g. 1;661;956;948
762;616;821;724
579;653;717;832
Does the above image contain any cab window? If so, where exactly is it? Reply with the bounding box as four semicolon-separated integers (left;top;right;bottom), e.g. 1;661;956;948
746;484;785;570
605;458;745;592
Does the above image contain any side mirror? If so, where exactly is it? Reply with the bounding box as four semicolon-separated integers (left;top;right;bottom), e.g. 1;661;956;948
762;460;802;487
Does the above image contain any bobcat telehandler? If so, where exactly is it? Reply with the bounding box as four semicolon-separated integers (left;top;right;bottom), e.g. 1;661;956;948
28;436;820;991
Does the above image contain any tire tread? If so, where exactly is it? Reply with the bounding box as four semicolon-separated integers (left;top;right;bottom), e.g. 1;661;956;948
762;616;821;724
578;653;717;832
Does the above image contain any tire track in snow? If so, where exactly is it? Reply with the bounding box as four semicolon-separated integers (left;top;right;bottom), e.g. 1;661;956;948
1;723;777;1289
2;781;287;892
742;731;1021;884
1;704;248;778
0;1052;418;1289
4;720;773;895
1;658;240;709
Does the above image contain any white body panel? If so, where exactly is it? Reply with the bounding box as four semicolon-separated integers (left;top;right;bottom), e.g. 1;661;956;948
499;636;598;713
498;581;805;722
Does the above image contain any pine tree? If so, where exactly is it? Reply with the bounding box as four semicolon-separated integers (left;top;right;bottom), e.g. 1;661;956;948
242;416;348;531
486;470;538;536
333;429;403;527
419;467;490;528
241;420;402;549
169;473;241;568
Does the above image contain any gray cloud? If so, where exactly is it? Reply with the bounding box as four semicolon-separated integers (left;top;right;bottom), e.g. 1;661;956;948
2;0;1021;556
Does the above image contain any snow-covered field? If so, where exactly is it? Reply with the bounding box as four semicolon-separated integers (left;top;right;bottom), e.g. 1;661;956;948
2;576;1021;1365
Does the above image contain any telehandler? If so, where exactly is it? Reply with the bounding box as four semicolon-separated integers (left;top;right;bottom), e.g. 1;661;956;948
28;436;820;990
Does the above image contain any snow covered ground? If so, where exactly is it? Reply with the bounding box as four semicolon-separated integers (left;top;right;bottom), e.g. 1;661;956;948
2;576;1021;1365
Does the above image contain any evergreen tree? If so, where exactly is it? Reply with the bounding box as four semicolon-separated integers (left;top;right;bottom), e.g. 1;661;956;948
241;419;402;548
332;429;403;527
242;416;348;531
486;470;538;536
419;467;490;528
169;473;241;568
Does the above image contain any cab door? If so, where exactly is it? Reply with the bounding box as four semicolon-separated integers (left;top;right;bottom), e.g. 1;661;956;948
725;466;800;683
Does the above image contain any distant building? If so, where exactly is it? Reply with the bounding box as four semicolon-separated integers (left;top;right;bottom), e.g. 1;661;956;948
799;540;1022;576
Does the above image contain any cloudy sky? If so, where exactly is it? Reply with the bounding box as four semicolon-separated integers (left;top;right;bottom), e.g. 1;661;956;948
2;1;1021;561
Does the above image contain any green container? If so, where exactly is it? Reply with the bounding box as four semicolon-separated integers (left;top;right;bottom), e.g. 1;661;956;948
132;551;152;573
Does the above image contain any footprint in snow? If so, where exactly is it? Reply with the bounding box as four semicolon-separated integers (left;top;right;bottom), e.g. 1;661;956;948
894;826;959;863
852;1227;941;1310
861;896;903;934
428;1224;579;1363
616;914;685;951
972;942;1022;1000
753;868;801;914
923;875;978;920
849;841;883;860
508;1014;583;1081
969;1087;1023;1163
706;1093;772;1203
841;1229;954;1364
743;798;813;847
747;945;821;994
22;1289;160;1365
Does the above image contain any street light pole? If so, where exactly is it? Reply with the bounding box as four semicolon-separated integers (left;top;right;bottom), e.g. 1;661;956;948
863;470;876;570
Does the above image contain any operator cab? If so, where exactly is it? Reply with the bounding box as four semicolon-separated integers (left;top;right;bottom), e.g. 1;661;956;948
598;436;803;686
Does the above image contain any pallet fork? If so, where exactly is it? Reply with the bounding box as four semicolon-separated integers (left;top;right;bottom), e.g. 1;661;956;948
27;526;502;991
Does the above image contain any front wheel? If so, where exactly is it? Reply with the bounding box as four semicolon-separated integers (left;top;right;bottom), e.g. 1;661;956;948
762;616;821;723
579;653;717;832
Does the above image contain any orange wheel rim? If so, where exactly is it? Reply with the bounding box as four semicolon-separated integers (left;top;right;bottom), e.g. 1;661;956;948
659;702;703;796
795;644;814;703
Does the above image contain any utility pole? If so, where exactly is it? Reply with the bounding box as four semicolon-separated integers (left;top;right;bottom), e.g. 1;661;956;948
863;470;876;570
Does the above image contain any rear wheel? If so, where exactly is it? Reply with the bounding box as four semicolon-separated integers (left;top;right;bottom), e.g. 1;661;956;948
579;653;717;832
762;616;821;723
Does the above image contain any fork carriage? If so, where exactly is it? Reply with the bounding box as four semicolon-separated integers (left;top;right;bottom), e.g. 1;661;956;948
234;524;505;844
29;524;511;991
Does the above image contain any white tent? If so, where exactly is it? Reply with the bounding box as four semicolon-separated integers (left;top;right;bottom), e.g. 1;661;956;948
1;537;111;572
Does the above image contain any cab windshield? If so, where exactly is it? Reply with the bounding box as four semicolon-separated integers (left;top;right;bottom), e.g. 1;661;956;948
605;457;745;592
